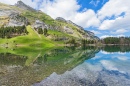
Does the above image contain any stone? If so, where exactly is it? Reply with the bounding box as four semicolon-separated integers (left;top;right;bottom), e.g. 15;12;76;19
33;20;48;30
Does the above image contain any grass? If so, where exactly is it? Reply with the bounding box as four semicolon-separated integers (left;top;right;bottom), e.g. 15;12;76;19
21;11;54;25
0;16;9;27
0;25;56;49
0;25;58;66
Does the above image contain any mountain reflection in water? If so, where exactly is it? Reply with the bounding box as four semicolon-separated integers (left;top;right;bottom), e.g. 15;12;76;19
0;46;99;86
34;46;130;86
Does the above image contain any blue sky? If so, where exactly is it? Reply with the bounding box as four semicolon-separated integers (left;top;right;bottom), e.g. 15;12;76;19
77;0;108;12
0;0;130;38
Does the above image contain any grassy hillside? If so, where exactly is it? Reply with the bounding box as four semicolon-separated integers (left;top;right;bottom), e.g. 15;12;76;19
0;1;99;47
0;16;9;27
0;25;55;48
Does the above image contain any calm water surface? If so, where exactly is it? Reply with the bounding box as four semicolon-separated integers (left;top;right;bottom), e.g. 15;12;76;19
0;46;130;86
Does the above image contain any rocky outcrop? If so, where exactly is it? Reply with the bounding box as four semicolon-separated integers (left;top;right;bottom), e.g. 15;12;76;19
68;20;100;40
67;20;84;30
0;9;18;16
0;9;28;27
7;13;28;27
15;1;36;11
85;31;94;36
63;26;74;34
56;17;67;23
0;1;99;40
33;20;48;30
55;17;99;40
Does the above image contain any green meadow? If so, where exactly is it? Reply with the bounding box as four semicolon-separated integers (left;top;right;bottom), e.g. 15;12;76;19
0;25;55;48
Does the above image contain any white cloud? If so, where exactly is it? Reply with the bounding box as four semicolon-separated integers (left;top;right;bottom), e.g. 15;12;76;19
0;0;100;28
89;0;100;7
98;0;130;35
1;0;130;37
100;60;118;71
112;29;127;34
100;60;128;74
91;30;101;35
100;35;112;39
99;19;115;30
100;34;125;39
100;51;112;54
113;56;128;61
73;9;100;28
40;0;80;19
0;0;41;9
39;0;100;28
98;0;129;20
0;0;18;5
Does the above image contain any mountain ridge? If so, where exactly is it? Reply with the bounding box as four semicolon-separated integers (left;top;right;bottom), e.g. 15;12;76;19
15;0;36;11
0;1;99;41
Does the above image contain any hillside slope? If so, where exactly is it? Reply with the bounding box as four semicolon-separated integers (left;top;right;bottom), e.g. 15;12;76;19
0;1;99;42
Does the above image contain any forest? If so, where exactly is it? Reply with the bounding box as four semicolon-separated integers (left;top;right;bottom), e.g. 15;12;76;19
101;37;130;45
0;26;28;38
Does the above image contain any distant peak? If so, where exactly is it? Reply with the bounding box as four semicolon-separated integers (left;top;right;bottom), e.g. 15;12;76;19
17;0;24;5
15;0;36;11
55;17;67;22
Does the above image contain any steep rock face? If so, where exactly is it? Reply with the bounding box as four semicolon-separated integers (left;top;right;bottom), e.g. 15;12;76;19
68;20;99;40
56;17;99;40
0;1;99;40
67;20;84;30
63;26;74;34
15;1;36;11
0;9;17;16
7;13;28;26
33;20;48;30
0;9;27;27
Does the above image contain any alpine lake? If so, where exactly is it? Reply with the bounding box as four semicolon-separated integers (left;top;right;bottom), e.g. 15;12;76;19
0;45;130;86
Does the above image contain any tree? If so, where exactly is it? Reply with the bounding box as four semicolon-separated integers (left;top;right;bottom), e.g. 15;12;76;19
38;28;43;34
44;28;48;36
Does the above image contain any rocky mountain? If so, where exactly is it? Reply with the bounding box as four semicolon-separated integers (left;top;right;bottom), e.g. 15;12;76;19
15;1;36;11
0;1;99;40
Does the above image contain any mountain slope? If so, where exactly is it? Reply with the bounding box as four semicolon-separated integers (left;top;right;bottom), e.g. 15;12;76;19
0;1;99;42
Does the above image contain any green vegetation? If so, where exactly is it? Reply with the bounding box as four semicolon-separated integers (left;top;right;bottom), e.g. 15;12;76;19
43;28;48;36
22;11;54;25
0;25;55;48
0;1;99;48
0;25;28;38
0;16;9;27
102;45;130;52
102;37;130;45
0;46;99;86
38;28;43;34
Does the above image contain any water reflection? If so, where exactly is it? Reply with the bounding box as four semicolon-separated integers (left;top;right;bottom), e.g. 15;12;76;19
0;46;99;86
34;46;130;86
102;45;130;53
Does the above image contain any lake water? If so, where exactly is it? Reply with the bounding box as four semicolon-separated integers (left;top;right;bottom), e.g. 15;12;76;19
0;46;130;86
